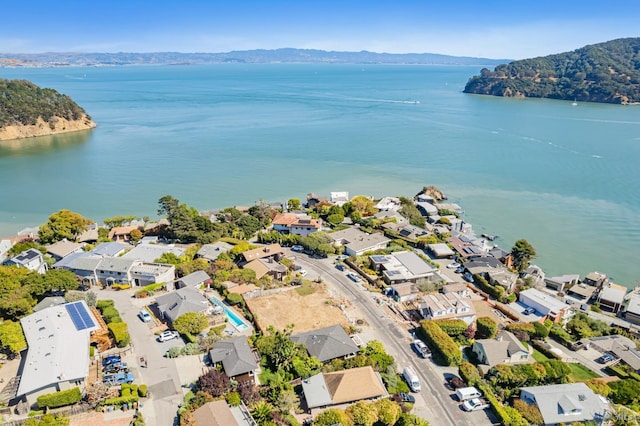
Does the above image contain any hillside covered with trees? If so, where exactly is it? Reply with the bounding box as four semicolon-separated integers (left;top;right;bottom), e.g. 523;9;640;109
0;78;94;140
463;38;640;104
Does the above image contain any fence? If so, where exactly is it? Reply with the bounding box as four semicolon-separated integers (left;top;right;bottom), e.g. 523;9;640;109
2;403;96;426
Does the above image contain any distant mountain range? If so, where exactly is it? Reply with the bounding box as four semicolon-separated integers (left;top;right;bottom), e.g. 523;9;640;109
0;48;508;67
463;38;640;104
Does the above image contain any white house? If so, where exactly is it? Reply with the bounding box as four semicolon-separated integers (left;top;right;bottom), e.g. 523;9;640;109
420;292;476;325
369;251;436;285
519;288;573;323
329;228;390;256
17;301;100;407
330;191;349;207
5;248;47;274
472;331;533;369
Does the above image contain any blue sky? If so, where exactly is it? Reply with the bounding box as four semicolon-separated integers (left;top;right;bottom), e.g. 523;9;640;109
3;0;639;59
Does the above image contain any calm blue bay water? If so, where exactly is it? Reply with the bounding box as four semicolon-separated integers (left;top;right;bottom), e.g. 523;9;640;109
0;64;638;286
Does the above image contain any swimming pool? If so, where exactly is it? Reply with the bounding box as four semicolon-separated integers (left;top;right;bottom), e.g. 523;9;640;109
210;296;249;331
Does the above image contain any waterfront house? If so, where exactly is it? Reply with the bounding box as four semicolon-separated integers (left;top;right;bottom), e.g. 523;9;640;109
197;241;233;263
597;282;627;313
306;193;327;209
518;383;607;426
369;251;435;285
45;239;85;261
208;337;258;384
583;271;608;287
272;213;322;237
76;223;99;244
301;366;387;410
0;238;13;263
420;292;476;325
291;324;359;363
415;200;438;217
544;274;580;293
375;197;402;211
329;228;390;256
519;288;573;323
566;283;597;303
330;191;350;207
524;265;546;287
5;248;47;274
446;235;483;259
16;301;99;408
624;292;640;325
156;287;212;326
471;331;533;371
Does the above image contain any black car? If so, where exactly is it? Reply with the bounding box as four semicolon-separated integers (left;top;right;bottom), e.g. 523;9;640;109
335;264;346;271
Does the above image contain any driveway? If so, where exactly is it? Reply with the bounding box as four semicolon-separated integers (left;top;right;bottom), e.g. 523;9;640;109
292;253;493;426
94;288;186;426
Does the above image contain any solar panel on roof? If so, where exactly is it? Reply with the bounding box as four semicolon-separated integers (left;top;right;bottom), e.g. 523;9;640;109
65;302;95;331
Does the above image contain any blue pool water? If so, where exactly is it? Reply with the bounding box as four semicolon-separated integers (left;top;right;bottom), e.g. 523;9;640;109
210;296;249;331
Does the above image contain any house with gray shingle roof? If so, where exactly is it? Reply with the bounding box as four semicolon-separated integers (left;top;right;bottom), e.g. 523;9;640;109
208;337;258;382
91;241;130;257
519;383;608;426
197;241;233;263
176;270;212;289
291;324;359;363
155;287;211;325
472;331;532;370
45;239;84;261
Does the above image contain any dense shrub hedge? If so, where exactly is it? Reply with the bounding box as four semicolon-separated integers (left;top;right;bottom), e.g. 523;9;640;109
549;325;574;346
107;322;130;347
419;320;462;366
101;306;120;323
473;273;505;300
138;384;148;397
96;300;114;310
530;340;562;360
477;382;529;426
459;361;482;386
37;387;82;409
476;316;498;339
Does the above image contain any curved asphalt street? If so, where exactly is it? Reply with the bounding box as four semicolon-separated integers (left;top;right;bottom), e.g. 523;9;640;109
293;254;493;426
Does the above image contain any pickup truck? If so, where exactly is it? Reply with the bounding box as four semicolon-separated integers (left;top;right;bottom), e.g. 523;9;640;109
462;398;489;412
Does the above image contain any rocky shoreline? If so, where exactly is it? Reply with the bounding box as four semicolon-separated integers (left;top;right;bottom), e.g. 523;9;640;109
0;114;96;141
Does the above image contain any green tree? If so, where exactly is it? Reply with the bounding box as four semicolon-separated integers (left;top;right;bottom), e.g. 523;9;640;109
251;400;274;425
38;209;93;244
0;320;27;354
103;215;137;228
511;239;537;273
346;400;377;426
287;198;301;211
476;317;498;339
373;398;401;426
129;228;143;243
255;326;298;372
23;414;70;426
397;413;430;426
173;312;208;336
7;239;43;257
350;195;377;217
326;213;345;225
313;408;351;426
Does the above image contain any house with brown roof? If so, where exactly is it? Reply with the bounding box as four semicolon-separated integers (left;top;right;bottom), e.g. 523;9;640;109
301;366;387;410
242;258;287;281
108;225;141;242
45;239;85;261
271;213;322;237
472;331;533;371
239;244;284;264
192;400;255;426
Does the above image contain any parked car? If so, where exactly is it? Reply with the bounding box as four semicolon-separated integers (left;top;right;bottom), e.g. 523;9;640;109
335;264;346;271
291;245;304;252
336;255;349;261
103;373;135;386
522;307;536;315
462;398;489;412
103;362;129;374
138;310;152;323
411;339;430;358
445;376;466;390
102;355;121;367
597;353;615;364
298;270;308;277
157;330;180;342
347;273;361;283
390;393;416;403
447;262;461;269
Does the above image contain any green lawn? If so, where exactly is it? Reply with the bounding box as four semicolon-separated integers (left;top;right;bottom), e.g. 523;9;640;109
295;280;317;296
568;363;599;381
532;349;550;362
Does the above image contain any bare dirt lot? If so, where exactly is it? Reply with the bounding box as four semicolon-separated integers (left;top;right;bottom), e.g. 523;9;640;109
245;283;353;333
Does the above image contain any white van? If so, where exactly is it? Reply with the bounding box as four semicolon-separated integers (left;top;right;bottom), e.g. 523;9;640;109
455;386;482;401
402;367;421;392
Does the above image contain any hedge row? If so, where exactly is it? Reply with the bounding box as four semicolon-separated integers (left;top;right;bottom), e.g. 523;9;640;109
37;387;82;409
530;340;562;360
134;282;166;297
419;320;462;366
433;319;467;337
458;361;482;386
477;382;529;426
476;316;498;339
108;322;130;347
96;300;114;310
473;273;505;300
549;325;574;347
